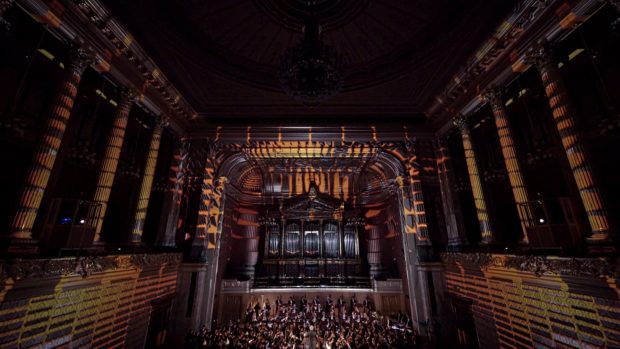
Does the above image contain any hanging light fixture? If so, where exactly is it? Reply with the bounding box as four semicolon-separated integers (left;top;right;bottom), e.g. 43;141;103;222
279;10;344;105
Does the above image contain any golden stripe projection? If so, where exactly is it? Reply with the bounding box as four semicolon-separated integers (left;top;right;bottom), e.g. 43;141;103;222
443;253;620;348
396;170;430;244
195;149;227;250
11;48;93;242
0;254;181;349
241;140;377;159
92;89;135;243
408;166;429;241
129;117;166;244
484;89;531;243
453;114;495;244
527;47;611;241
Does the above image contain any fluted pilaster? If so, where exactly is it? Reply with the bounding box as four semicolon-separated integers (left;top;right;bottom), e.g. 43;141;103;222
526;46;613;244
156;138;190;247
128;115;168;244
434;138;467;249
453;114;495;244
192;161;227;261
10;47;93;244
406;162;432;245
92;88;136;244
484;88;532;244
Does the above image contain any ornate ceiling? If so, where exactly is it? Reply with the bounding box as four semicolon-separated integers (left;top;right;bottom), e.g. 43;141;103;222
101;0;518;120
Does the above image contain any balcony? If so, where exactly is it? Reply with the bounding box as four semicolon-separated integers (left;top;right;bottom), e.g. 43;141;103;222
517;198;582;249
41;199;102;249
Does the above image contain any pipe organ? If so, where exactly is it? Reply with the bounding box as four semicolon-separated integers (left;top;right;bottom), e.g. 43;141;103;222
255;184;366;287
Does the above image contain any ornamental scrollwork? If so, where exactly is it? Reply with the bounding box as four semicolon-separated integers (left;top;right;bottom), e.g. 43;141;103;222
0;253;182;284
441;252;617;278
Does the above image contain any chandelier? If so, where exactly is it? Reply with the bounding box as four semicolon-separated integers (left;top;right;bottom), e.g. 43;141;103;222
279;16;344;105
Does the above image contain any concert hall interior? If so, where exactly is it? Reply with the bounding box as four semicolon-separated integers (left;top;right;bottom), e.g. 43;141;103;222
1;0;620;348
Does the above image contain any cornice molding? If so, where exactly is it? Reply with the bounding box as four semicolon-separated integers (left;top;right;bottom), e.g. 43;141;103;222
14;0;196;134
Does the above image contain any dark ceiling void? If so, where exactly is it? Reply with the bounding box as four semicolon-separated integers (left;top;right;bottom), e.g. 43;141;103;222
101;0;519;119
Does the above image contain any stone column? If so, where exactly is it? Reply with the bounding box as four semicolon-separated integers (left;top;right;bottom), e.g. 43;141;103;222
92;88;136;244
10;48;93;245
239;207;259;279
365;222;386;278
453;114;495;244
526;46;613;244
434;138;467;249
128;115;167;244
156;138;190;247
394;178;429;333
483;89;532;244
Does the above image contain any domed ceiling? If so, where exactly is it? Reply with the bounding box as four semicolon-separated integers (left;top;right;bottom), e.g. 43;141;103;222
102;0;518;120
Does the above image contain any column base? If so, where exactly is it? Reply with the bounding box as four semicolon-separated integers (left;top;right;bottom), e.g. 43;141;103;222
89;240;106;252
238;265;256;280
587;244;616;254
4;238;39;255
447;239;468;252
189;245;207;262
586;232;617;254
478;238;495;246
517;238;529;245
370;265;385;279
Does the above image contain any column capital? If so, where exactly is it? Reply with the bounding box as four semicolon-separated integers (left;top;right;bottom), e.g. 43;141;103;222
524;45;557;71
154;115;170;130
119;87;138;105
452;114;470;133
67;47;96;75
482;87;504;108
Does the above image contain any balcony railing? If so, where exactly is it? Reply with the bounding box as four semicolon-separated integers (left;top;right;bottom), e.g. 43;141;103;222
517;198;582;249
41;199;102;249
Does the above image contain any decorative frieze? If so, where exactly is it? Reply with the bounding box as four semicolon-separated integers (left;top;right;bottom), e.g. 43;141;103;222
441;252;617;278
0;253;182;283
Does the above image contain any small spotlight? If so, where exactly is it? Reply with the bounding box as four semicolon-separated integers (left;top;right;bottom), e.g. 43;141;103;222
117;248;122;251
504;247;509;250
79;219;85;224
538;218;545;224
